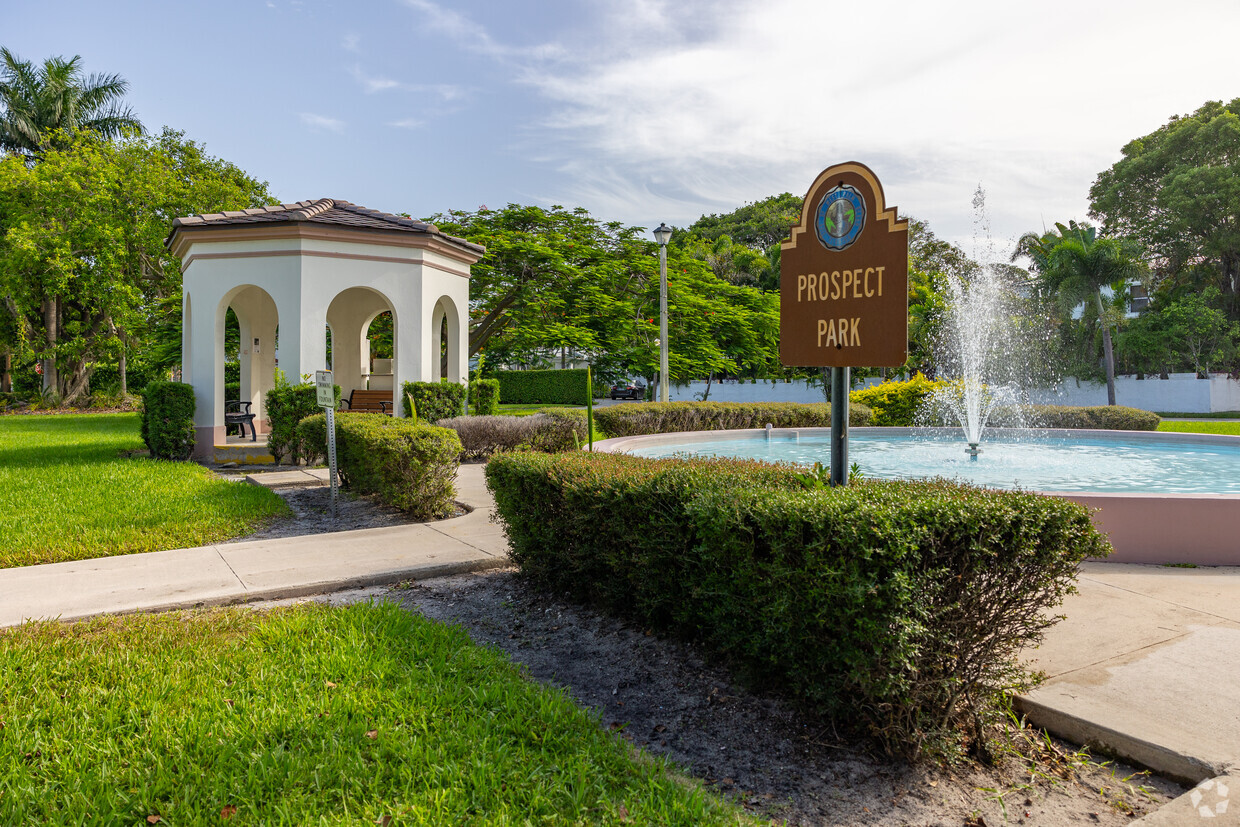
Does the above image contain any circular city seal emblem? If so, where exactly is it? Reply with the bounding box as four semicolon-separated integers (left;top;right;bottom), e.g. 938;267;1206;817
815;184;866;251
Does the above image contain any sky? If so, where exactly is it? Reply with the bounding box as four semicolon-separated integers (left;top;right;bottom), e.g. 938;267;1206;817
8;0;1240;255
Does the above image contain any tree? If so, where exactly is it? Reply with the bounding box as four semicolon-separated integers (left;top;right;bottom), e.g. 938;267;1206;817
429;203;780;387
0;129;271;403
1089;99;1240;311
0;48;142;159
685;192;803;250
1014;221;1146;404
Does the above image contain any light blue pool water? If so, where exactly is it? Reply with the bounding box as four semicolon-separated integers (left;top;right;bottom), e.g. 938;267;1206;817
626;432;1240;494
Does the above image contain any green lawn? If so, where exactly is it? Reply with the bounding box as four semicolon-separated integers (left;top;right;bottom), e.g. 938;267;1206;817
0;602;749;826
0;413;289;568
1157;420;1240;436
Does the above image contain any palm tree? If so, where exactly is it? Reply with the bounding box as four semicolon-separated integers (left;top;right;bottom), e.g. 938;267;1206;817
1014;221;1146;405
0;48;142;158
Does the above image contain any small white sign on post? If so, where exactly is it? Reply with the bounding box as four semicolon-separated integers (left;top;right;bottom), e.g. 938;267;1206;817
315;370;338;520
315;370;334;408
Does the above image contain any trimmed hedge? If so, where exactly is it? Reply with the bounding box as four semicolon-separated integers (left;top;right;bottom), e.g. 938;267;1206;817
298;412;461;520
592;401;872;438
469;378;501;416
140;381;196;460
1025;404;1160;431
403;381;467;422
266;383;341;465
438;410;587;460
849;374;946;426
486;451;1108;758
494;368;589;405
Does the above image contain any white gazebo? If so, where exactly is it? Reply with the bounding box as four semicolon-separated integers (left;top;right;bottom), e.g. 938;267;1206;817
166;199;483;458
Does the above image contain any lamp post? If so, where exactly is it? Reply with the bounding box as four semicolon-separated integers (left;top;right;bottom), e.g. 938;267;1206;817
653;222;672;402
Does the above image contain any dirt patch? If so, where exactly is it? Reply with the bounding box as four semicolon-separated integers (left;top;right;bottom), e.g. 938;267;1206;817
374;568;1183;826
225;483;466;542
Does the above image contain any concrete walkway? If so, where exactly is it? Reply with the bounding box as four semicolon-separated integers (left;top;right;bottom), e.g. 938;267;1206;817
1;468;1237;820
1020;563;1240;782
0;463;507;628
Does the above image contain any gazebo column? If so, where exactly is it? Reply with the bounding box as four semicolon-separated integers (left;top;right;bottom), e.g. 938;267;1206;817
391;307;423;418
295;300;330;389
187;293;226;458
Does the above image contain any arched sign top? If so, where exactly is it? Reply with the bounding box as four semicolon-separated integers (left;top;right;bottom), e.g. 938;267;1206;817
780;161;909;368
783;161;909;252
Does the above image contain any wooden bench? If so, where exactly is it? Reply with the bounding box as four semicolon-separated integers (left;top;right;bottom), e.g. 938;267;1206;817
341;389;393;414
224;401;257;440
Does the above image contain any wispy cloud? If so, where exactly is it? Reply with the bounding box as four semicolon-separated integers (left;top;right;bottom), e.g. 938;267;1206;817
399;0;566;62
341;33;360;52
299;112;345;133
346;64;465;101
388;117;424;130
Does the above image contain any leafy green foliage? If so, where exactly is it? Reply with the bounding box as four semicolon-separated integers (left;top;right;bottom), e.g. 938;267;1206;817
0;414;287;567
430;204;780;386
486;452;1108;758
593;401;872;437
316;412;460;520
401;380;466;422
1090;98;1240;309
683;192;802;250
139;380;196;460
850;375;948;426
0;128;271;402
265;383;339;464
469;377;500;415
494;368;589;405
0;603;748;824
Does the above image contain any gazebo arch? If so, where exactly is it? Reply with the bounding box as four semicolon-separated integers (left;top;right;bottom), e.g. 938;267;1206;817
166;199;483;459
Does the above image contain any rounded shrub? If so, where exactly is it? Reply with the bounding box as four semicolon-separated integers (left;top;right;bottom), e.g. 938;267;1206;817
306;412;462;520
140;380;196;460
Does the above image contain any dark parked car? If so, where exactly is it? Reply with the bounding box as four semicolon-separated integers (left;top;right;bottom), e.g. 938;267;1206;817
609;381;646;400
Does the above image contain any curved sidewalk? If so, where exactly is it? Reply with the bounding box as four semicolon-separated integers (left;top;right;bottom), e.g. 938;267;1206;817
0;463;507;628
1;469;1237;818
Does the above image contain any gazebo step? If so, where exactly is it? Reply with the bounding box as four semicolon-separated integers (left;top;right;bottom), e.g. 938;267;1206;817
213;444;276;464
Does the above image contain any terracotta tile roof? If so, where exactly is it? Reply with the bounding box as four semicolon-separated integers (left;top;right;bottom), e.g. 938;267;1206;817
169;198;484;253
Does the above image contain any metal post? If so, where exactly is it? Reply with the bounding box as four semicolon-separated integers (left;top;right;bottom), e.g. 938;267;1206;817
325;404;338;518
659;243;669;403
830;366;849;486
586;366;594;451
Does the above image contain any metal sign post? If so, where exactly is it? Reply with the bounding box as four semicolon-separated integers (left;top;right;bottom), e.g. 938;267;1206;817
315;370;338;519
779;162;909;486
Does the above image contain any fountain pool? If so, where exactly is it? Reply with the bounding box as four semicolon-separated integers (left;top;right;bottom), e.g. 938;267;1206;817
595;427;1240;566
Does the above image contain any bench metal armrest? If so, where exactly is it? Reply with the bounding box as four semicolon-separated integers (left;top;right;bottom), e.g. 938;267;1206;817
379;401;392;413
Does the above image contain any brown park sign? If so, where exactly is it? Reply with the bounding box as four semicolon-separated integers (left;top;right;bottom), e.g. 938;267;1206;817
780;162;909;367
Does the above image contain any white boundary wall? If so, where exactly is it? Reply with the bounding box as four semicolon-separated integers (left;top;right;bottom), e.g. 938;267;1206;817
1026;373;1240;413
666;377;883;404
662;374;1240;412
